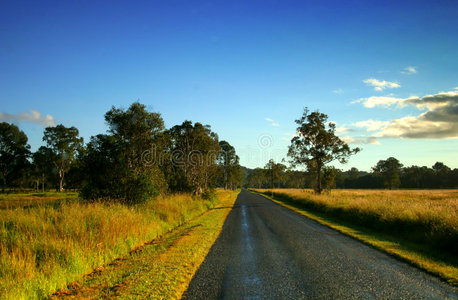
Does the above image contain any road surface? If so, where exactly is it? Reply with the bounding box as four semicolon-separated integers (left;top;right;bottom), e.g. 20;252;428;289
182;189;457;299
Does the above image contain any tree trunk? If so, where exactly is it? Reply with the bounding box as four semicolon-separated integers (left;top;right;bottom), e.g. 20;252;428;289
316;166;322;194
41;173;45;192
59;169;64;192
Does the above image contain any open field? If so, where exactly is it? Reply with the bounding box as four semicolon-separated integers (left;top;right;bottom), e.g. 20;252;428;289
0;189;236;299
252;188;458;285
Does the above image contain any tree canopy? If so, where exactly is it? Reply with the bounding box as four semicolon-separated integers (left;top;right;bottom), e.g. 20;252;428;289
0;122;31;191
288;108;360;194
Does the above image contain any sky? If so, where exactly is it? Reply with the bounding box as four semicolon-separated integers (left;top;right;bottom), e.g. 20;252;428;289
1;0;457;171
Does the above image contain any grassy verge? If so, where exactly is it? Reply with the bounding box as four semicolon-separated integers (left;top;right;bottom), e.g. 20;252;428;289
0;190;238;299
251;189;458;286
0;192;79;209
51;189;240;299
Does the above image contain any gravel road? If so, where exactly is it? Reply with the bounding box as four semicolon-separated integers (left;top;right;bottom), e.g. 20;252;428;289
182;189;457;299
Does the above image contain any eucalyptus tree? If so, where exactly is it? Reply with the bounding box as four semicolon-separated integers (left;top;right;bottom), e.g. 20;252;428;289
167;121;220;194
81;102;167;203
288;108;360;194
43;125;83;192
218;140;242;189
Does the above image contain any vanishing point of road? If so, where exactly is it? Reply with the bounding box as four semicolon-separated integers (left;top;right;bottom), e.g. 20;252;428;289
183;189;457;299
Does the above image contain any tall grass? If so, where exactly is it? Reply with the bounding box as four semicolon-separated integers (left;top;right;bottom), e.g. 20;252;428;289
254;189;458;256
0;191;223;299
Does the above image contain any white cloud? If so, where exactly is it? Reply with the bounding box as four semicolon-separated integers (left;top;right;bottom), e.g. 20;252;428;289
341;136;380;145
0;110;55;127
401;66;417;75
353;120;389;131
363;78;401;91
352;96;407;108
355;90;458;139
332;88;344;94
265;118;279;127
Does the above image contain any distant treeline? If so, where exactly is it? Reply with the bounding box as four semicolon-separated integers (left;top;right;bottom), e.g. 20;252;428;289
244;158;458;190
0;102;242;202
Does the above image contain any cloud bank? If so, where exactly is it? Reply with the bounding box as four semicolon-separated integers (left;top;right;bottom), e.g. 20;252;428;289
355;90;458;139
0;110;55;127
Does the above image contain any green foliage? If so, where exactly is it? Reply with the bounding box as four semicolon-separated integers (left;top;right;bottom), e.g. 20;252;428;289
80;103;167;204
43;125;84;192
321;166;336;191
372;157;403;189
265;159;286;189
166;121;220;194
0;122;31;190
217;140;243;190
288;108;360;193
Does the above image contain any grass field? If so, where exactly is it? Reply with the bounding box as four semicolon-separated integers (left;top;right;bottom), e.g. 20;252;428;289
0;189;235;299
51;189;240;299
0;192;79;209
252;188;458;285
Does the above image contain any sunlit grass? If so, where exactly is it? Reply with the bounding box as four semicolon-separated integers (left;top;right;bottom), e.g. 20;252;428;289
51;189;240;299
0;190;228;299
0;192;79;209
252;188;458;285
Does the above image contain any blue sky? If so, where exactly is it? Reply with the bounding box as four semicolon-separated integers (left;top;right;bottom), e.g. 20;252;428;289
1;0;457;171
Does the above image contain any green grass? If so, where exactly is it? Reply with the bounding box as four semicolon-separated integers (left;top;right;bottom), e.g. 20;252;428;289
0;190;236;299
251;189;458;286
50;189;240;299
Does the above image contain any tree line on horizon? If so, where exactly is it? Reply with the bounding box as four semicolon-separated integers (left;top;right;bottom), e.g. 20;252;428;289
244;158;458;190
2;103;456;200
0;102;243;203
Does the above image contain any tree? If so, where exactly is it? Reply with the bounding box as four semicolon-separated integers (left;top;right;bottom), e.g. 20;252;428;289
372;157;403;189
245;168;267;188
43;125;83;192
167;121;220;194
288;108;360;194
218;140;242;190
322;166;337;191
264;159;286;190
32;146;55;192
0;122;31;191
81;102;167;203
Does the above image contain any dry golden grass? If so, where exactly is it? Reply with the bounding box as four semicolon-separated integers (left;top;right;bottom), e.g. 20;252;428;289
51;189;240;299
260;189;457;233
0;191;224;299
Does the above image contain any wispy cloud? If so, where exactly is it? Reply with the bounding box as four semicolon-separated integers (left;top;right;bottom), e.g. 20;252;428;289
341;136;380;145
265;118;279;127
401;66;417;75
354;90;458;139
0;110;55;127
332;88;344;94
363;78;401;91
